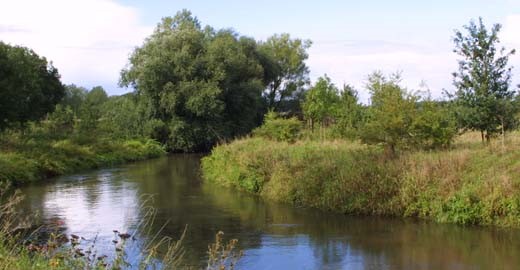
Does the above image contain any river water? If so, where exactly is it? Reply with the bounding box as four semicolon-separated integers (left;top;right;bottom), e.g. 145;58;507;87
17;155;520;269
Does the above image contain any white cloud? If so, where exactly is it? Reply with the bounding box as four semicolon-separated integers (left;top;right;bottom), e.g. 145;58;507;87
502;14;520;86
0;0;152;94
308;13;520;104
502;15;520;44
307;41;457;103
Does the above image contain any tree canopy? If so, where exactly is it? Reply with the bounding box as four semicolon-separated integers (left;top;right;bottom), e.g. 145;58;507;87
0;42;65;130
258;33;312;113
452;18;518;141
120;10;311;151
360;72;418;155
302;75;340;129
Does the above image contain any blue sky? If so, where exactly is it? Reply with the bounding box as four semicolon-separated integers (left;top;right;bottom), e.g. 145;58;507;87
2;0;520;101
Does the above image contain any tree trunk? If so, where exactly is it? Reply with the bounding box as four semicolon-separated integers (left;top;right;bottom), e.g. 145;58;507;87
481;130;485;142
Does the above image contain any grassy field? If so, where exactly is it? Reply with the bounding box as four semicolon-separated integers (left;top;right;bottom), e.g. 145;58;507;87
0;128;165;186
202;132;520;227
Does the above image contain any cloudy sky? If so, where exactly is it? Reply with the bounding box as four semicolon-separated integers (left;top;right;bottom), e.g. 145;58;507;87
1;0;520;101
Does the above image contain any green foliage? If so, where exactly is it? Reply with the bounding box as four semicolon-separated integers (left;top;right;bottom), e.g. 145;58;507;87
77;86;108;132
0;125;165;186
120;10;266;152
99;93;160;139
46;104;75;134
441;191;483;225
412;100;458;148
0;42;65;130
62;84;87;115
258;33;312;113
202;133;520;227
333;85;365;139
360;72;418;154
302;75;341;129
0;153;40;184
360;72;457;153
452;18;518;140
253;111;302;142
202;138;401;214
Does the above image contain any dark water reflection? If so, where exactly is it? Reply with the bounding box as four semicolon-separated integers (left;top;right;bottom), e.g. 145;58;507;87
18;155;520;269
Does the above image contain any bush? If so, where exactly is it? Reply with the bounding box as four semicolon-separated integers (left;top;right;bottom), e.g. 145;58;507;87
253;111;302;142
412;101;458;149
0;153;40;184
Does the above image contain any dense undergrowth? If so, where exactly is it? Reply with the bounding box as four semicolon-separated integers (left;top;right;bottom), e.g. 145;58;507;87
0;127;165;186
202;132;520;227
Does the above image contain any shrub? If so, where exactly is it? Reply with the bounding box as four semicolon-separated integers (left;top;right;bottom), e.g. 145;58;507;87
253;111;302;142
0;153;40;184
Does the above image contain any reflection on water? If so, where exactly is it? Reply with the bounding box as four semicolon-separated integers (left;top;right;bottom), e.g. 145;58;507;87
19;155;520;269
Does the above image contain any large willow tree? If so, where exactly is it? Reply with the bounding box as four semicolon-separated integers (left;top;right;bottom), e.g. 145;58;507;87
120;10;266;151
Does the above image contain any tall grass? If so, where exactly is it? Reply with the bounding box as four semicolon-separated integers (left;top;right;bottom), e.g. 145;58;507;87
0;185;184;270
0;128;166;186
0;184;243;269
202;132;520;227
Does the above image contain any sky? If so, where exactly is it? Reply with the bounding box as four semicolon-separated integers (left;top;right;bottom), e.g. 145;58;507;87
2;0;520;102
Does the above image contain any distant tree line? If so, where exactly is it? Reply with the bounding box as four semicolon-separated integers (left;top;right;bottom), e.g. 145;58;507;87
1;11;518;153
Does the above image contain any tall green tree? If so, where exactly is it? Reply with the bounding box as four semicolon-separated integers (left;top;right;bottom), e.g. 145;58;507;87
62;84;88;116
334;84;364;139
120;10;265;151
302;75;340;130
452;18;518;142
77;86;108;132
258;33;312;113
0;42;65;130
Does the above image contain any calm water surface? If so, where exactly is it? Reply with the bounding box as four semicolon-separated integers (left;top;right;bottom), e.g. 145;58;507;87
18;155;520;269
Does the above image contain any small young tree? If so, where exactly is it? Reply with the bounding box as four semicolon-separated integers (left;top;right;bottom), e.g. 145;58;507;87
333;84;364;139
452;18;518;142
77;86;108;132
360;72;417;156
301;75;340;131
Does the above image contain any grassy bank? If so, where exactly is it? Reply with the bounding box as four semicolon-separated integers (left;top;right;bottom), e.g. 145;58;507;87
0;128;165;186
201;133;520;227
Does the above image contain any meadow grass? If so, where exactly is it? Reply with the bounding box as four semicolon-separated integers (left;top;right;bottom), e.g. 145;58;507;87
202;132;520;227
0;129;165;186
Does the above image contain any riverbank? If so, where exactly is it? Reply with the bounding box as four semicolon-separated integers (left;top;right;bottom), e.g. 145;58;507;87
202;132;520;227
0;130;165;186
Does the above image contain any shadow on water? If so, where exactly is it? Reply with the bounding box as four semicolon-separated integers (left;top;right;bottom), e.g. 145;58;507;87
17;155;520;269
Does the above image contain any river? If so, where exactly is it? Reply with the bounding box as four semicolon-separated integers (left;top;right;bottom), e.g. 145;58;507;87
17;155;520;269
